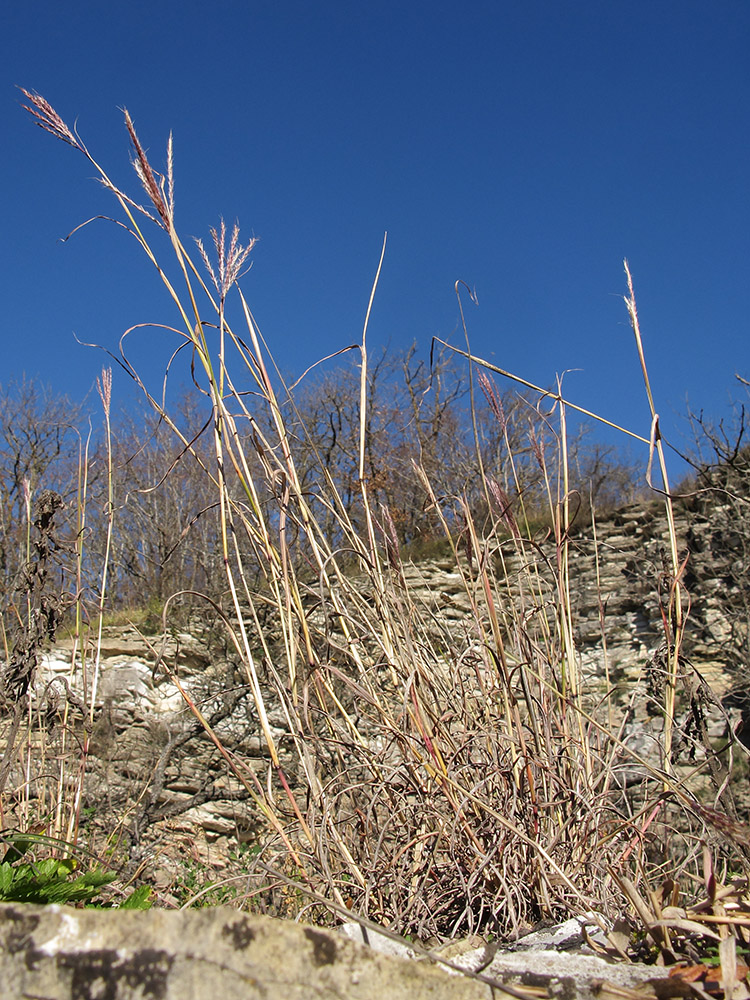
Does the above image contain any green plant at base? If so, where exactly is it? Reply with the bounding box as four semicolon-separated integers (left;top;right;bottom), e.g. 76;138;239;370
0;834;151;909
0;856;114;906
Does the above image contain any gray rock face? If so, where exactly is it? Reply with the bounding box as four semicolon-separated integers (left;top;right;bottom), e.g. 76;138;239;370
0;902;490;1000
0;903;676;1000
37;629;267;865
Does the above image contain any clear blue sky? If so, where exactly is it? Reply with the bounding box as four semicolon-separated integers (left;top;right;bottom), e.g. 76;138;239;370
4;0;749;471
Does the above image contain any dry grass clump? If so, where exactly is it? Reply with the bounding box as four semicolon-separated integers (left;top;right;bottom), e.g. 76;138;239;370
8;90;750;950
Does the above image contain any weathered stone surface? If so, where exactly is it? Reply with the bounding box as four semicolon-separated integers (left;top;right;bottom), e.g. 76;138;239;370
454;946;672;1000
0;902;492;1000
0;903;682;1000
344;914;675;1000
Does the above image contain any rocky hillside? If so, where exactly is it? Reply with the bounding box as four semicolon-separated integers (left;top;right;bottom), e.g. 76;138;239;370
8;483;749;899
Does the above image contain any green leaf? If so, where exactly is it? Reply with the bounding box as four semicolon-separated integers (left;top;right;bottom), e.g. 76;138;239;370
50;869;116;904
33;859;58;882
0;856;116;905
0;862;15;896
1;836;32;865
119;885;153;910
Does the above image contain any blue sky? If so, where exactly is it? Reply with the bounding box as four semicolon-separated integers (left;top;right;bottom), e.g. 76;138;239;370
4;1;749;473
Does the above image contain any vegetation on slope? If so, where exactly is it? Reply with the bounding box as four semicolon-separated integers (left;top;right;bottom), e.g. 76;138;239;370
1;90;749;988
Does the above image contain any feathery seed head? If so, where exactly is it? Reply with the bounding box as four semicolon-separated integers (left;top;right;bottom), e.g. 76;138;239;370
124;109;172;230
477;371;507;433
20;89;82;151
97;367;112;417
196;218;257;300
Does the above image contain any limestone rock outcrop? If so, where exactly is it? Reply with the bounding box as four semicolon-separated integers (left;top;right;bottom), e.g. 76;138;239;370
10;488;748;887
0;488;747;997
